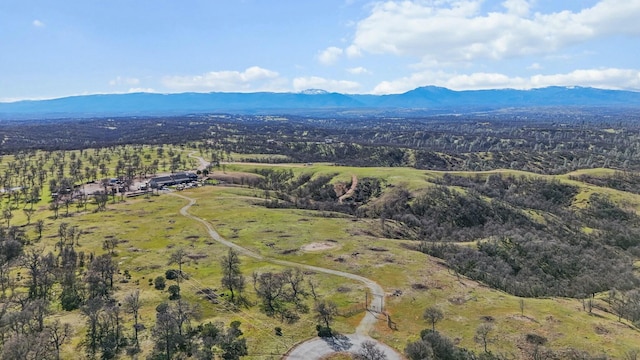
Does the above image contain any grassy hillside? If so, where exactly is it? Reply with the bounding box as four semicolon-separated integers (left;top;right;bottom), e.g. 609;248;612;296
2;158;640;358
193;163;640;357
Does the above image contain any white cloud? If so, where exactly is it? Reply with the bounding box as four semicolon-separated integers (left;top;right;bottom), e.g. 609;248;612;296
527;62;542;70
32;20;45;28
345;45;362;58
109;76;140;86
530;68;640;90
128;87;155;93
371;67;640;94
502;0;532;16
293;76;361;93
162;66;282;92
346;66;370;75
351;0;640;65
318;46;344;65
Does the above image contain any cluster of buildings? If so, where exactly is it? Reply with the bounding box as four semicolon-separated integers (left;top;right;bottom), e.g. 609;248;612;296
148;172;199;189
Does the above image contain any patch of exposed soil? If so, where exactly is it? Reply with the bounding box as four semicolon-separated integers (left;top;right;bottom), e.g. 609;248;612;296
594;325;609;335
301;241;339;252
411;283;429;291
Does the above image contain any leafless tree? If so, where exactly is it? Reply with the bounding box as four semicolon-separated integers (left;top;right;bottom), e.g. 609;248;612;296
474;322;495;353
123;289;143;348
314;300;338;329
220;248;245;302
168;248;189;285
356;340;388;360
423;306;444;331
46;319;72;360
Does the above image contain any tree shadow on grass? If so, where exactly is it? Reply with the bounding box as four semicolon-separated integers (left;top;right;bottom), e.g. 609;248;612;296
322;334;353;352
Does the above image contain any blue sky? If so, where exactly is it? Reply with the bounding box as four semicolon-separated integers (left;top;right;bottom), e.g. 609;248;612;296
1;0;640;101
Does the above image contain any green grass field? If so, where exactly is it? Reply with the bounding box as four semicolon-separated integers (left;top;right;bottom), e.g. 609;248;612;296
182;181;640;358
4;159;640;359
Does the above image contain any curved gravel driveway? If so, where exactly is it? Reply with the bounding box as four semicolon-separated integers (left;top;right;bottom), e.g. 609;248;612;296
170;192;403;359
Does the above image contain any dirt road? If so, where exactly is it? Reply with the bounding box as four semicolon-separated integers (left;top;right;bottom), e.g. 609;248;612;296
187;151;210;171
170;192;403;359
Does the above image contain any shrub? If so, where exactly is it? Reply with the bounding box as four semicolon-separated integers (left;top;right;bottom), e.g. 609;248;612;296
316;325;332;338
168;285;181;300
154;276;166;290
526;333;547;345
165;269;179;280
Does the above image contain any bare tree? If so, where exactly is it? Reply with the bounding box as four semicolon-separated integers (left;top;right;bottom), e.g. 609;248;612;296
2;206;13;227
46;319;72;360
81;298;104;358
85;254;117;299
0;255;12;297
21;249;55;300
23;208;35;225
0;332;49;360
220;248;245;302
624;349;639;360
356;340;388;360
56;222;69;252
314;300;338;329
49;198;60;219
474;322;494;353
168;248;189;285
94;191;108;211
308;278;319;301
103;237;118;256
423;306;444;331
123;289;143;348
283;268;306;305
35;219;45;239
27;298;50;332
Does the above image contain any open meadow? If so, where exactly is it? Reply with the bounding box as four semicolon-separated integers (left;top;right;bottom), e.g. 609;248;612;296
2;127;640;359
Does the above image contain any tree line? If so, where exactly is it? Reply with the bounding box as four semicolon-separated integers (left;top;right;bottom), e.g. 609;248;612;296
6;111;640;175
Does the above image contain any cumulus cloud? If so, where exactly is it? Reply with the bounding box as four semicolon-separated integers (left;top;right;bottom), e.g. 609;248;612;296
351;0;640;64
162;66;281;92
293;76;361;93
502;0;532;16
371;67;640;94
318;46;344;65
345;45;362;58
32;20;45;28
347;66;370;75
109;76;140;86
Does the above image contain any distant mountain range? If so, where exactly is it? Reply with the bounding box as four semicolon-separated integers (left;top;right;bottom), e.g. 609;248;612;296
1;86;639;120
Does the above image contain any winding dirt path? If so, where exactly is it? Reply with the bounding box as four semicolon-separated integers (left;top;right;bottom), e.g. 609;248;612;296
187;151;210;171
338;174;358;204
169;192;402;359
